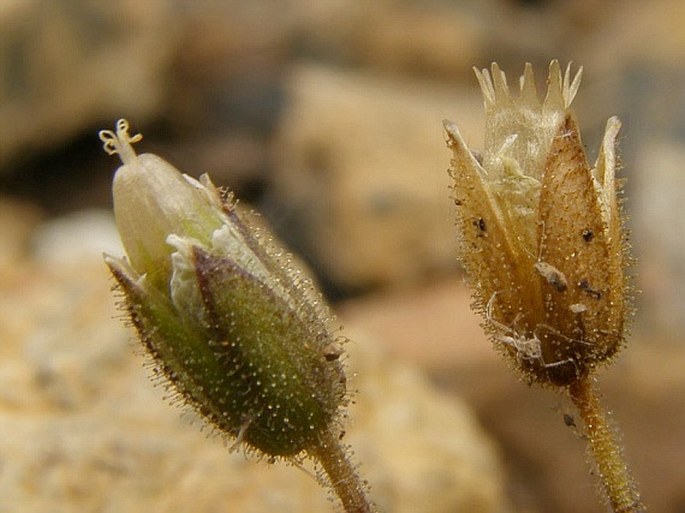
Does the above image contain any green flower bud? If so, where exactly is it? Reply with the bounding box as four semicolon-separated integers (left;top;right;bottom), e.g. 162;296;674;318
101;120;346;457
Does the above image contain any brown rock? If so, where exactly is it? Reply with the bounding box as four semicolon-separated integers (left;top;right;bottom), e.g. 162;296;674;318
271;65;483;293
0;0;176;170
341;277;685;513
338;276;489;370
347;4;484;79
0;197;43;269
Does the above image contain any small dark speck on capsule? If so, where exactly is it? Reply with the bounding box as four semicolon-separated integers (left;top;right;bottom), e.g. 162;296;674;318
473;217;486;235
564;413;576;428
578;278;602;299
470;150;484;165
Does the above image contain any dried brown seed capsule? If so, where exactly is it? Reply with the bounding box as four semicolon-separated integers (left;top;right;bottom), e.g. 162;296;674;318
445;61;630;386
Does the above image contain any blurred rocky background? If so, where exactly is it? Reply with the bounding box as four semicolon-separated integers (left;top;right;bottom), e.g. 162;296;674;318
1;0;684;512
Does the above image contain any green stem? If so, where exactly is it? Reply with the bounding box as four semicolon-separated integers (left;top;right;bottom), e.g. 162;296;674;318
310;430;374;513
569;377;646;513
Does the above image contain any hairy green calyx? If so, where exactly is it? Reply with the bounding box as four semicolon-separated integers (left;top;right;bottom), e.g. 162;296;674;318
101;119;346;457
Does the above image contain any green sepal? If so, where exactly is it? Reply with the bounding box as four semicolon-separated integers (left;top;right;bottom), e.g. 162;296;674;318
107;260;244;437
192;246;346;457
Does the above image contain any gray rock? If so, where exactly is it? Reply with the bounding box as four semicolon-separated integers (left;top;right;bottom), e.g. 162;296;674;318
633;140;685;334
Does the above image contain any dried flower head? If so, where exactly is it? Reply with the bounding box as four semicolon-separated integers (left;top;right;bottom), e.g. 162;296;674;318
100;119;347;458
444;61;629;386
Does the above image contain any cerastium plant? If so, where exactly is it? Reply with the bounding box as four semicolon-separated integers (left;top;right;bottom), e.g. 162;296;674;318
445;61;645;513
102;60;646;513
101;120;373;513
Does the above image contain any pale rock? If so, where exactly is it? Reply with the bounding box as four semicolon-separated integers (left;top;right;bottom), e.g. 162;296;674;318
31;209;123;266
0;209;512;513
347;334;510;513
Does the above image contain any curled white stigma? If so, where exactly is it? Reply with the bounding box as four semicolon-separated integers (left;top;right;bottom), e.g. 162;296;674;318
98;118;143;166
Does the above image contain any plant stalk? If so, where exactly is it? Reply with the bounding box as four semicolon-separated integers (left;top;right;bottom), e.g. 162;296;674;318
310;430;374;513
569;377;646;513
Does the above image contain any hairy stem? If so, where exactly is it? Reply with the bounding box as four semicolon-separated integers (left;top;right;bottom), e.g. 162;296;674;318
569;377;645;513
310;430;374;513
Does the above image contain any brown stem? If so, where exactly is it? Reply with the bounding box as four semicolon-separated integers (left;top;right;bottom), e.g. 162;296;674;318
309;430;374;513
569;377;646;513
